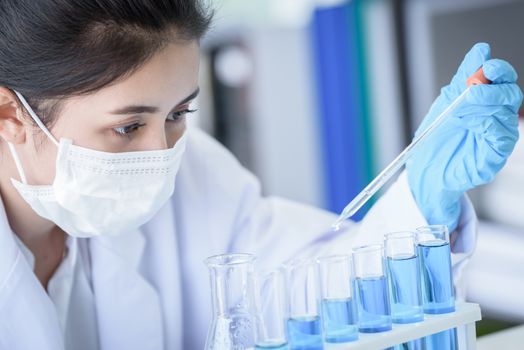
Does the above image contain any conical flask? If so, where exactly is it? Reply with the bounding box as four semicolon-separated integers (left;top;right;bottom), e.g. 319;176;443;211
205;253;257;350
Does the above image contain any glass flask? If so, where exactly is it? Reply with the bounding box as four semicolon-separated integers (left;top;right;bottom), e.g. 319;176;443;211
205;253;258;350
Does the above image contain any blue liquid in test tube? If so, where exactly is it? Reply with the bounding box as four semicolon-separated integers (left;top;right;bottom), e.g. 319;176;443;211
394;338;425;350
387;255;424;323
425;329;457;350
320;297;358;343
356;276;392;333
286;316;323;350
417;241;455;314
255;341;290;350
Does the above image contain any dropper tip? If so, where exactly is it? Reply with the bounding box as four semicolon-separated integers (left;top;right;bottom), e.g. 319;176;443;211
331;220;343;231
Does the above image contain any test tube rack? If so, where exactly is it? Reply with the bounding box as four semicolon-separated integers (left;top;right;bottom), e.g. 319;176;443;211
325;302;481;350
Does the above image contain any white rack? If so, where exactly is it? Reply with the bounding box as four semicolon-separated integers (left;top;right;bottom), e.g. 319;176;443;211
325;303;481;350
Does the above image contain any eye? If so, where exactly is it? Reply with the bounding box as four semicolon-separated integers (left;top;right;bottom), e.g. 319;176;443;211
113;122;146;136
167;108;197;122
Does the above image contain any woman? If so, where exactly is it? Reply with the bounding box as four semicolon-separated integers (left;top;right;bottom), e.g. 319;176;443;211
0;1;521;349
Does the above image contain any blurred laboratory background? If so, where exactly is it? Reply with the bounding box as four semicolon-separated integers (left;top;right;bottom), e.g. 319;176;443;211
190;0;524;342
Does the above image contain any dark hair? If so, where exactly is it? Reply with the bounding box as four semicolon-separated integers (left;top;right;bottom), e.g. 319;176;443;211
0;0;212;124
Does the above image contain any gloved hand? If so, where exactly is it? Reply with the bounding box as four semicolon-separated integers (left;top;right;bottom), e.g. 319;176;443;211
406;43;523;232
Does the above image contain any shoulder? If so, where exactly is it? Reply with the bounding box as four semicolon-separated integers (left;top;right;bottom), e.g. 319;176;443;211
176;127;260;199
184;128;242;171
171;128;262;248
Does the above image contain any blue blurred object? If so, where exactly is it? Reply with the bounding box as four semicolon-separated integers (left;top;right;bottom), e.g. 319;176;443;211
311;1;374;220
407;43;523;231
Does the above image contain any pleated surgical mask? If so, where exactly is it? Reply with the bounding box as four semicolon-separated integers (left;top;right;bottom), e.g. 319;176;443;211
8;90;186;238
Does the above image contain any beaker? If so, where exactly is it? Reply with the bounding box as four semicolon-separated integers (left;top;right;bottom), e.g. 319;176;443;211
204;253;258;350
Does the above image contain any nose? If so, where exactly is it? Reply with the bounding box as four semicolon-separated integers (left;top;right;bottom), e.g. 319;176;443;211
138;124;168;151
142;122;185;151
166;124;186;149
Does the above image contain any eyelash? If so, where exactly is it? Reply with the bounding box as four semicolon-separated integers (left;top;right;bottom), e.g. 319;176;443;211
112;108;197;137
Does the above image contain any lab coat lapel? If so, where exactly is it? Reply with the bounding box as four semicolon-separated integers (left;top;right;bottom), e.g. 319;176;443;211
90;229;164;350
140;198;184;349
0;200;64;350
0;253;65;350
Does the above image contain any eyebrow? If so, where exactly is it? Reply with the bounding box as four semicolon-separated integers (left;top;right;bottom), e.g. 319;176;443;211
109;87;200;115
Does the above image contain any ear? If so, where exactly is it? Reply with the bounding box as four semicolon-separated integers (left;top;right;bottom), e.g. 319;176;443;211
0;87;27;144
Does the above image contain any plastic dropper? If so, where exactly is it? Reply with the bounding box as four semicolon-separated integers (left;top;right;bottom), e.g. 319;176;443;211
332;68;491;230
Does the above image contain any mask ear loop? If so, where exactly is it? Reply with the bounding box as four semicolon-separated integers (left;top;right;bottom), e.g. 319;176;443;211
7;90;60;185
12;90;59;146
7;142;28;184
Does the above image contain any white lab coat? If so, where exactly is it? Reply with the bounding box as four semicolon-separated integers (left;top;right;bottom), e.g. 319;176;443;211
0;128;477;350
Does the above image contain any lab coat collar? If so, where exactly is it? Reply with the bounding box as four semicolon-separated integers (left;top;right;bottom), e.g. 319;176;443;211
89;228;164;350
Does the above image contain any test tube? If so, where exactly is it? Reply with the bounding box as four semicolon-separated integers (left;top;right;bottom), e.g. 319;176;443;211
283;258;324;350
316;255;358;343
254;270;289;350
384;231;424;324
415;225;455;314
416;225;457;350
352;244;392;333
385;232;425;350
424;329;458;350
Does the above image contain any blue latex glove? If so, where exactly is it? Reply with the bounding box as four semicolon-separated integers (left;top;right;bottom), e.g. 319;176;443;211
406;43;523;232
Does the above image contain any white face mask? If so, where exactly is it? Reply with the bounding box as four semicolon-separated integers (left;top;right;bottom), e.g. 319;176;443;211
7;90;187;238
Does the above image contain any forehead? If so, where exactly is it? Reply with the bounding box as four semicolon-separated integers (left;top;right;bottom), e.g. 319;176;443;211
60;41;200;113
108;41;200;103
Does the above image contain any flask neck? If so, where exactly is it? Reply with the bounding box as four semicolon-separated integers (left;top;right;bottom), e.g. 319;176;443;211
205;253;257;317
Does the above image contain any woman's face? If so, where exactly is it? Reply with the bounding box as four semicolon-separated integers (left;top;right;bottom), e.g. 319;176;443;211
11;41;200;185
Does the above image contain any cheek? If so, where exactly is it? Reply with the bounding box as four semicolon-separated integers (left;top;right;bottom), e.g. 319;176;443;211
25;134;58;185
40;149;58;184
